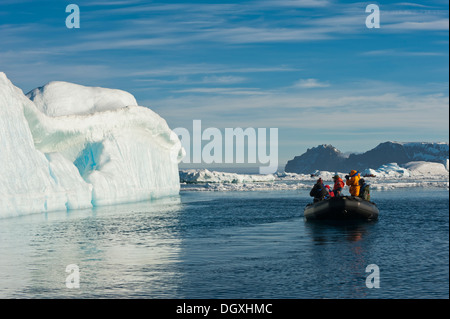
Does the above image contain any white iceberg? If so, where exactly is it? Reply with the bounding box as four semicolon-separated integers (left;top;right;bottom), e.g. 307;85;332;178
361;163;411;178
27;81;138;117
179;169;311;191
0;72;184;217
402;161;449;178
361;162;448;180
179;161;449;192
179;168;275;184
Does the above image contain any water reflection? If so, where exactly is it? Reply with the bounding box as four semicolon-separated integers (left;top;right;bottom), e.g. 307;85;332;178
0;196;184;298
303;219;378;298
304;220;376;244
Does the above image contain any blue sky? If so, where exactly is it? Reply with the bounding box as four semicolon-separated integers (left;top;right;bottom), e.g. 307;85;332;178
1;0;448;169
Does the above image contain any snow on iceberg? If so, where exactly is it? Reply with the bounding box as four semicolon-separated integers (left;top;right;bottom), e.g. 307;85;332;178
179;169;276;184
361;163;411;178
0;72;184;217
361;162;449;179
27;81;138;116
179;169;311;191
402;161;449;177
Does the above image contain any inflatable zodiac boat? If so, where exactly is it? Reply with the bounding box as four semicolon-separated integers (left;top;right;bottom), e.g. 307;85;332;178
304;196;379;221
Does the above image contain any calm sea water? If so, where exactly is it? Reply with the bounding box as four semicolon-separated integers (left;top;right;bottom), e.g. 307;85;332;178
0;187;448;299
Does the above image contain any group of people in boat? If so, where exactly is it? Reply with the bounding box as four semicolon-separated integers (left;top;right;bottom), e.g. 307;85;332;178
309;170;370;202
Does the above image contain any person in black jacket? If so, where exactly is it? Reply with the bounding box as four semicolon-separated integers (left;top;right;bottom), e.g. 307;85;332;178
310;178;329;202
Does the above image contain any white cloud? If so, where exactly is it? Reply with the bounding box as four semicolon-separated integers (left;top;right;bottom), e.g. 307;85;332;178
57;1;447;54
385;19;449;31
294;78;330;89
259;0;331;8
362;49;447;56
147;80;449;132
131;65;298;77
202;75;246;84
83;0;145;6
174;87;268;95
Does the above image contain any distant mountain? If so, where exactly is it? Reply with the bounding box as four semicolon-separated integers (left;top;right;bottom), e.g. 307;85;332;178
285;142;449;174
284;144;346;174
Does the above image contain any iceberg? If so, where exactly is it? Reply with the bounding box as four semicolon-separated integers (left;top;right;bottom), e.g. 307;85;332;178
361;162;449;179
27;81;138;117
361;163;411;179
0;72;184;217
402;161;449;177
179;161;449;192
179;169;308;191
179;168;276;184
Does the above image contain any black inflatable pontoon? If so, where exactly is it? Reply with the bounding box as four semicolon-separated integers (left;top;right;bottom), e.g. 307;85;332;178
304;196;379;221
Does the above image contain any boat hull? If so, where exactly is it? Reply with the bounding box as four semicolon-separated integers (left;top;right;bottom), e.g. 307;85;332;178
304;196;379;221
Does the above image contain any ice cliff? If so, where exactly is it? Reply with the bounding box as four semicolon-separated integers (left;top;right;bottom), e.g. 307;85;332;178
0;72;184;217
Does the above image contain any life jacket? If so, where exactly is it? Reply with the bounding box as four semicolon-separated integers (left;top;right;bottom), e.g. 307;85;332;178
325;185;334;197
333;178;345;190
346;170;360;196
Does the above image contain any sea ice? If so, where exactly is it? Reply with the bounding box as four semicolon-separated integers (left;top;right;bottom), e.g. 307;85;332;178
179;160;449;192
179;168;276;184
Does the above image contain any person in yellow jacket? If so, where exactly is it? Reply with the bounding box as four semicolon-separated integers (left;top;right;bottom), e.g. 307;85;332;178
345;170;360;196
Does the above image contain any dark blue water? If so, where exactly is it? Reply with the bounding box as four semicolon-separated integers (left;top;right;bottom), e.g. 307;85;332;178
0;188;448;298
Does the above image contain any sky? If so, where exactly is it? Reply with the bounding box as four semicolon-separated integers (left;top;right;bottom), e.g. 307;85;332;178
0;0;448;170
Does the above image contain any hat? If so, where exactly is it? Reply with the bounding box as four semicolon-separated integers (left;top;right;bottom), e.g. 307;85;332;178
333;174;340;179
317;178;323;184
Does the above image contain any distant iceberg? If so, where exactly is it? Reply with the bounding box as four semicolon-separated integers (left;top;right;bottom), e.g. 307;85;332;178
179;168;276;184
361;161;449;179
180;161;449;192
0;73;184;217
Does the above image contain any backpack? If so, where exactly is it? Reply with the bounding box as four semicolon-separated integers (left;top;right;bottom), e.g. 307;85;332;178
360;184;370;201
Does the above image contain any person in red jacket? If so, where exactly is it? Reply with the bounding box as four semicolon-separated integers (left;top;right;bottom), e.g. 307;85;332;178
332;174;345;197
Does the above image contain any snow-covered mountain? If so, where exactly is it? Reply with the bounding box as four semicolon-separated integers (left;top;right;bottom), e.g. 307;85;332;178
285;141;449;174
